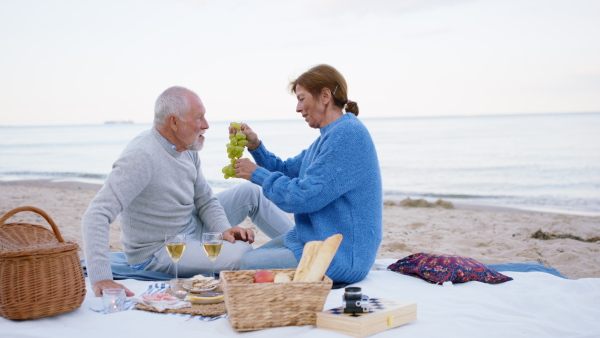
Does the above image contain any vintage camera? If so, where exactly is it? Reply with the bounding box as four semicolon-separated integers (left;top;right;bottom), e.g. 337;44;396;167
342;287;370;314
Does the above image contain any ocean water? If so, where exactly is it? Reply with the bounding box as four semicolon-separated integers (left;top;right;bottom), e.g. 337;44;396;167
1;113;599;216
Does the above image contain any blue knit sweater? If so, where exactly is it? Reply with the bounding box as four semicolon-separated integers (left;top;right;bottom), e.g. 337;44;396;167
250;113;382;284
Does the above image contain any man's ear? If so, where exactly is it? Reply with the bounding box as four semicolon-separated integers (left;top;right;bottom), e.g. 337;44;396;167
169;114;178;131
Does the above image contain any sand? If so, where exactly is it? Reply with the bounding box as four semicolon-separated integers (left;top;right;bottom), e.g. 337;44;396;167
1;180;598;279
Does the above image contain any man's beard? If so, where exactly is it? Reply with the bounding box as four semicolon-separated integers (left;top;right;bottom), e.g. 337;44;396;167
186;139;204;151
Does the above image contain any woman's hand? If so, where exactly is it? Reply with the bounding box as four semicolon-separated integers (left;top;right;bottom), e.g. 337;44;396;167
234;158;259;181
238;123;261;151
222;226;255;244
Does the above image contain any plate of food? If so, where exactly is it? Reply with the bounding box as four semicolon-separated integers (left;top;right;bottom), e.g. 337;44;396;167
185;291;224;304
187;275;219;293
142;293;179;307
190;285;217;293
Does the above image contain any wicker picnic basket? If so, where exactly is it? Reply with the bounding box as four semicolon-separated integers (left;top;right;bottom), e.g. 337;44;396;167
0;206;86;320
221;269;332;331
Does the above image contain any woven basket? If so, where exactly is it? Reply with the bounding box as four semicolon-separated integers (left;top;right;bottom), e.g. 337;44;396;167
221;269;332;331
0;206;87;320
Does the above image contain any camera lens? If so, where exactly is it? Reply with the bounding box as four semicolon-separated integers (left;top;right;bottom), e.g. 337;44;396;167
344;287;362;300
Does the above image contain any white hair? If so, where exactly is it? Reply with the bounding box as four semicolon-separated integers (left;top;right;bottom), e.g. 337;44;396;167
153;86;199;128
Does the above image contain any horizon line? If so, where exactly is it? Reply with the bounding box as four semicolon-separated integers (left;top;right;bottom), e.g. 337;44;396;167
1;111;598;128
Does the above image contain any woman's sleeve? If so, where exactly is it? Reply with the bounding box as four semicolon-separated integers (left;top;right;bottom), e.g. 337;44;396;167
250;125;371;214
249;141;305;179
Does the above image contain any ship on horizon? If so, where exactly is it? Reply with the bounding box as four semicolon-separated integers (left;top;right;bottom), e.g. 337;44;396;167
104;119;134;124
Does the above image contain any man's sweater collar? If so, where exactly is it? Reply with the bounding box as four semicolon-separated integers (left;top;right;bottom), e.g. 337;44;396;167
151;127;182;158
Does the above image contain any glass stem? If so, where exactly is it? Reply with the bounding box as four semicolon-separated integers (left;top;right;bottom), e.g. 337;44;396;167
175;262;178;279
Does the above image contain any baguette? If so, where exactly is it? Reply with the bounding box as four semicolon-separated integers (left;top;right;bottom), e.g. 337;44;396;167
293;240;323;282
293;234;343;282
302;234;343;282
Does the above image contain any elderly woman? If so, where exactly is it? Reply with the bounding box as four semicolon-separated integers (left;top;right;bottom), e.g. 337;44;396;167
234;64;382;284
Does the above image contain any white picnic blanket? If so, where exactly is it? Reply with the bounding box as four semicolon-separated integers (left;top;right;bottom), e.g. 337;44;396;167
2;260;599;338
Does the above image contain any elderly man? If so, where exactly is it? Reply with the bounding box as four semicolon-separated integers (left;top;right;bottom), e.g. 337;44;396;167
82;86;293;296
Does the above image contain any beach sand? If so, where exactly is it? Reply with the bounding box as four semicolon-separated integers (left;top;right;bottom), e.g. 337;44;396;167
1;180;598;279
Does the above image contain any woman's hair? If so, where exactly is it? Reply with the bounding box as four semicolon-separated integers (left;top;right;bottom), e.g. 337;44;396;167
154;86;197;128
289;64;359;116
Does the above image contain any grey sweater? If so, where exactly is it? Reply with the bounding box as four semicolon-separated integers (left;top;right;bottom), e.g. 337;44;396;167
81;127;231;285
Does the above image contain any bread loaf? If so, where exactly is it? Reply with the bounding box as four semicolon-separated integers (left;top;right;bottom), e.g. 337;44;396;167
293;240;323;282
293;234;343;282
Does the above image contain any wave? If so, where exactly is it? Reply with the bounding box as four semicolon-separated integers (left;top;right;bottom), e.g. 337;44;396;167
0;171;107;181
383;190;499;200
382;189;600;215
2;171;598;215
1;141;128;148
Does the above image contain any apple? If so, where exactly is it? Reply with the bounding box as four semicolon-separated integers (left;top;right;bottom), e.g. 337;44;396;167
253;270;275;283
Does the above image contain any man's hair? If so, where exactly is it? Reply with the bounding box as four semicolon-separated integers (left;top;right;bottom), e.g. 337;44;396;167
154;86;198;128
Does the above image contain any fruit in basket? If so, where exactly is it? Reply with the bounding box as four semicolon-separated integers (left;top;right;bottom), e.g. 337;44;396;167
253;270;275;283
274;272;291;283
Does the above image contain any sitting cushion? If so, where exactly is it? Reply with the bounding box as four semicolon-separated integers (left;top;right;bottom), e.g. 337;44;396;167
387;253;513;285
81;252;173;281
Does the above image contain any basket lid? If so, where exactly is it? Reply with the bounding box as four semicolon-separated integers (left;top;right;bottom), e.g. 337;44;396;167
0;241;79;258
0;223;79;258
0;206;79;258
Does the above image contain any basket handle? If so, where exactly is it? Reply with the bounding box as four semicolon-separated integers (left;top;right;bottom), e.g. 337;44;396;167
0;206;65;243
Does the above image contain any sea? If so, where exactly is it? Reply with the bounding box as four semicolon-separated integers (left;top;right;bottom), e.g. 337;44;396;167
1;112;599;216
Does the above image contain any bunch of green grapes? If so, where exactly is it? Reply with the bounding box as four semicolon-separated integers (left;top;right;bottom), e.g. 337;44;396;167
221;122;248;179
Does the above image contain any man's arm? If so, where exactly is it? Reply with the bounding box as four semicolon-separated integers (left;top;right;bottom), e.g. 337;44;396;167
191;153;232;234
81;149;153;295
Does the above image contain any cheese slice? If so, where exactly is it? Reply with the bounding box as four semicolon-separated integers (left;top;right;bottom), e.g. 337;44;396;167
186;294;224;301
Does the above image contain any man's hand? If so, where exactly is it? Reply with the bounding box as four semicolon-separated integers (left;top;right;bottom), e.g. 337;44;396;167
223;226;255;244
234;158;259;181
92;280;135;297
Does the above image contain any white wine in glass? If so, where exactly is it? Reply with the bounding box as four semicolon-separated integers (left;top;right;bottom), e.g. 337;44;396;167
202;232;223;279
165;234;186;279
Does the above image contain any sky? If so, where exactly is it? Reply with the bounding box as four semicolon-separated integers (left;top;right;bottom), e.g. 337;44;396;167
0;0;599;126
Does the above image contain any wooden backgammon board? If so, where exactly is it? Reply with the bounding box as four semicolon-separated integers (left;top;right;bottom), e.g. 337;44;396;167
316;298;417;337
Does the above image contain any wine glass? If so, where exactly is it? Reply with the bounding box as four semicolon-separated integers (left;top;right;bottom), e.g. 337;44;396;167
202;232;223;279
165;234;186;279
